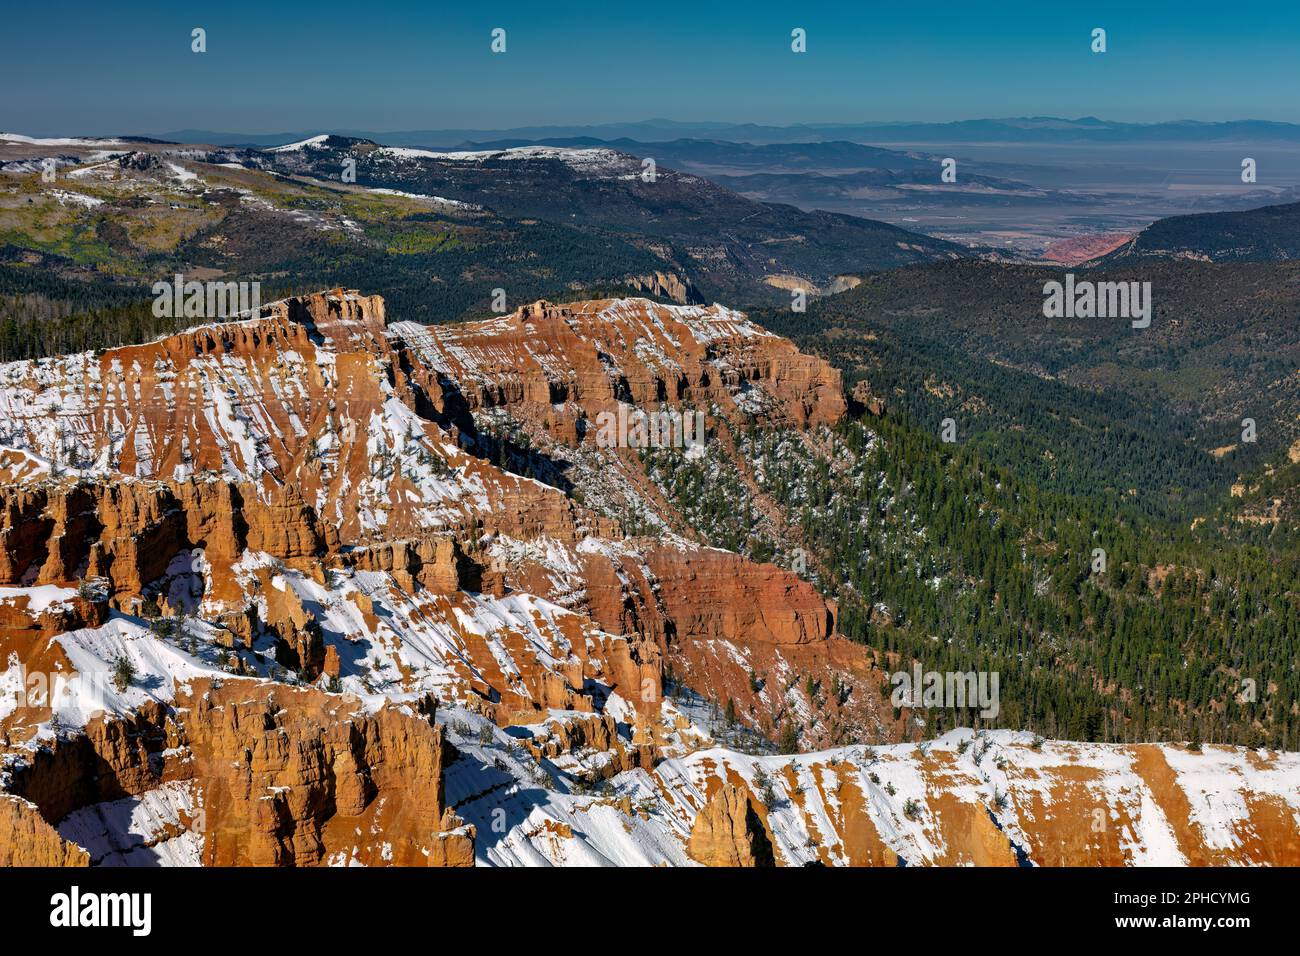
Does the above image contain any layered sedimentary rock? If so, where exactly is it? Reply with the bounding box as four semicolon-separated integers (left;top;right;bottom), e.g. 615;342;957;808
0;290;878;744
386;295;883;743
0;477;335;607
393;297;847;433
659;733;1300;867
626;271;704;306
3;289;1292;868
3;679;466;866
0;290;880;866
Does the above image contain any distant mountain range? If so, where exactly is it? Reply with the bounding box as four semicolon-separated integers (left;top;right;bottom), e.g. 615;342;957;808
156;117;1300;150
0;131;966;323
458;138;941;171
252;135;966;300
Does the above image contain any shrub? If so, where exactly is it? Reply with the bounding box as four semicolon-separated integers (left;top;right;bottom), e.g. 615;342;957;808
753;766;778;809
777;720;800;755
111;654;136;693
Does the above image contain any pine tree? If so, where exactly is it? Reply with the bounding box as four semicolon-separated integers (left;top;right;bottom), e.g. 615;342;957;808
778;720;800;755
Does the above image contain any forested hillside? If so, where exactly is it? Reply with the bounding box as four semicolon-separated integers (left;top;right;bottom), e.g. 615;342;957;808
752;258;1300;523
1102;200;1300;263
644;414;1299;748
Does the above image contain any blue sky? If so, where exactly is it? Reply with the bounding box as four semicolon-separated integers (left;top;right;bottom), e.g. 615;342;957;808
3;0;1297;135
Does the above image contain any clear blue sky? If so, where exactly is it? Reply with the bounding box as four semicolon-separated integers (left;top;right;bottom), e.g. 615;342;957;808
3;0;1297;135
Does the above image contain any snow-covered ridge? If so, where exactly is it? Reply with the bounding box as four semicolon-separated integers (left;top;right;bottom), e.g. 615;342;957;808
365;186;480;210
0;132;126;147
373;145;631;175
267;134;333;153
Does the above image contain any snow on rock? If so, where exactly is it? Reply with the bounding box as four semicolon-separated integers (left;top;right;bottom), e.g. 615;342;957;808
267;134;332;153
0;133;126;147
49;188;105;208
372;145;632;178
365;187;480;210
1;289;1297;868
0;584;77;615
57;781;203;866
51;616;227;726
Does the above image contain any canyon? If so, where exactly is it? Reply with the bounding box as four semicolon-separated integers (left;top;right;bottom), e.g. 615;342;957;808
1;290;1297;866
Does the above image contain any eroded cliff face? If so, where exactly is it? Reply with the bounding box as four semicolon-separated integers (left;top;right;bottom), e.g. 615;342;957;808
656;732;1300;867
0;292;618;548
393;296;846;435
387;296;882;745
626;272;704;306
0;290;882;750
0;289;880;865
2;289;1296;868
0;477;333;607
2;678;471;867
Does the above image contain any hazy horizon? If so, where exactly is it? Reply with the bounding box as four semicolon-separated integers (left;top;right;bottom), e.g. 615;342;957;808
7;116;1300;144
4;0;1298;136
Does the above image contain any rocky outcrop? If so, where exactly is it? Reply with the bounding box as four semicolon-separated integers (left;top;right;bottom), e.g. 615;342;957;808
663;734;1300;867
557;545;881;748
642;548;835;646
341;536;467;593
2;679;472;867
428;808;476;867
0;795;89;867
0;291;430;545
626;271;704;305
517;712;652;779
687;784;775;867
0;587;107;641
0;478;335;605
2;701;174;824
260;575;327;675
181;680;456;866
393;297;847;433
387;298;876;744
0;289;884;749
851;379;886;417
